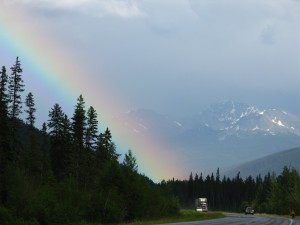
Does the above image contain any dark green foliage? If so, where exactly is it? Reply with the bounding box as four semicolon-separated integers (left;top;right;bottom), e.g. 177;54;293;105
72;94;86;149
48;103;69;180
85;106;98;151
25;92;36;128
0;66;8;115
165;167;300;215
266;167;300;214
0;206;14;224
0;58;180;224
96;128;120;172
123;149;138;173
0;66;10;205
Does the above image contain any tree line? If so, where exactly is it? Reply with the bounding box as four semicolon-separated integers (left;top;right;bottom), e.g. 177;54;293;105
162;166;300;215
0;57;179;225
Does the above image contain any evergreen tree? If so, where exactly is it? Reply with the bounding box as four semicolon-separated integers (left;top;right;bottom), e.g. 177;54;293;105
24;92;41;176
85;106;98;151
61;114;73;177
81;105;99;190
48;103;64;137
0;66;10;205
71;95;87;187
97;128;119;163
39;122;52;182
8;57;24;120
72;94;86;149
0;66;8;114
188;172;194;201
48;103;66;180
123;149;138;173
267;167;300;214
0;66;9;148
25;92;36;127
7;57;25;167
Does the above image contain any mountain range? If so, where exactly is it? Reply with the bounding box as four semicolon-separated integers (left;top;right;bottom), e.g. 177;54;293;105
112;101;300;178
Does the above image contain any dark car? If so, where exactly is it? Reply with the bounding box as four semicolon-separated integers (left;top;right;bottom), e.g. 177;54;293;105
245;207;254;215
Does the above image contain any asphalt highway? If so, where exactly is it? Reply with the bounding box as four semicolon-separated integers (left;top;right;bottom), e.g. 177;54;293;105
156;213;299;225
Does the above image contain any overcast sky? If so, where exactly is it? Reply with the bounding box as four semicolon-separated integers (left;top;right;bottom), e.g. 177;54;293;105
2;0;300;116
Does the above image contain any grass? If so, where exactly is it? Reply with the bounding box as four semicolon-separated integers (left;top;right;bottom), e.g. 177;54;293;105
119;210;225;225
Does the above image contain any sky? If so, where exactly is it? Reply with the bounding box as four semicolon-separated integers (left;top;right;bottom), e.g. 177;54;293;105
1;0;300;181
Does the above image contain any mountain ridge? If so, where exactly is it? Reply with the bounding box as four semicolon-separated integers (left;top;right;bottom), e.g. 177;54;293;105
111;101;300;177
224;147;300;178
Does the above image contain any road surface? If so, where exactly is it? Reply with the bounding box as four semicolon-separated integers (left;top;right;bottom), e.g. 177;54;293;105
156;213;299;225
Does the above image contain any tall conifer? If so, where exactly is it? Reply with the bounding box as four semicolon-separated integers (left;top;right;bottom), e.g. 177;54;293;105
71;95;87;186
85;106;98;151
25;92;36;127
48;103;66;180
0;66;9;205
72;94;86;149
8;57;24;120
25;92;40;176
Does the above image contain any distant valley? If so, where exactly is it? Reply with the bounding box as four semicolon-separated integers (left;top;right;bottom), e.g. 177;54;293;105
111;101;300;178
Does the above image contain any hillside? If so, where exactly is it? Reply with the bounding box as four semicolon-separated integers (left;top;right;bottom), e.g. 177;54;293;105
224;147;300;178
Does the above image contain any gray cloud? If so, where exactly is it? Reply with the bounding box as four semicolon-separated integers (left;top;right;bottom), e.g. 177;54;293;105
4;0;145;18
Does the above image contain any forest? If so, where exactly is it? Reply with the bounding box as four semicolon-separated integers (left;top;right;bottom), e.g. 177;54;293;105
1;57;300;225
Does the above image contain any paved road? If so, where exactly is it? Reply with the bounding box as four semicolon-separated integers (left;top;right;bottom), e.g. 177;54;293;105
155;213;299;225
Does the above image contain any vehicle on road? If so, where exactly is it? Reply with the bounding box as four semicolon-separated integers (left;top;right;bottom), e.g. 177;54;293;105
195;197;208;212
245;207;254;215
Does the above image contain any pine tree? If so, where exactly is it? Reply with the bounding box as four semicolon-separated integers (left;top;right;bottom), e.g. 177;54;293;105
0;66;8;114
72;94;86;149
0;66;9;146
48;103;66;180
39;122;52;182
48;103;64;137
25;92;36;127
123;149;138;173
24;92;41;176
97;128;119;162
85;106;98;151
71;95;87;186
7;57;25;165
61;114;73;178
0;66;10;205
8;57;24;120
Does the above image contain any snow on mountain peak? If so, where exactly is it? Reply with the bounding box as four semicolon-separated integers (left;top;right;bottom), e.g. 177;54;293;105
173;121;182;127
114;101;300;143
271;117;285;127
193;101;300;137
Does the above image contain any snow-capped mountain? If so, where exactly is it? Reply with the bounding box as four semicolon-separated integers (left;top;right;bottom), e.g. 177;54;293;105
185;101;300;137
112;101;300;176
116;101;300;138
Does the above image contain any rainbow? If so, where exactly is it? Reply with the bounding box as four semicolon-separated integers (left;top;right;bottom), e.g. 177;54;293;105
0;3;189;182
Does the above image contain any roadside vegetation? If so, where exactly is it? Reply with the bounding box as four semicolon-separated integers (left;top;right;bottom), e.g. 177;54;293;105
121;210;224;225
